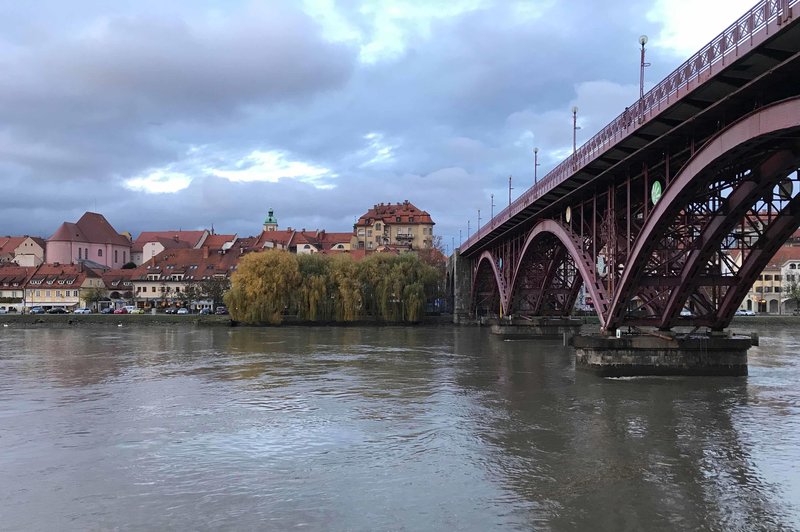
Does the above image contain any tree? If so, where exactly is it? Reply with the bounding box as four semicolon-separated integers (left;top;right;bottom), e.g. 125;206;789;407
82;286;106;310
784;277;800;310
199;277;231;308
225;250;301;324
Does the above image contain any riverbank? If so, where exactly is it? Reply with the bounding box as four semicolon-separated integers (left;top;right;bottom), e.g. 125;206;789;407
0;313;456;328
1;312;793;329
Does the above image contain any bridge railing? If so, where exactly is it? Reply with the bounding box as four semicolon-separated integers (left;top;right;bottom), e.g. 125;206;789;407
462;0;797;252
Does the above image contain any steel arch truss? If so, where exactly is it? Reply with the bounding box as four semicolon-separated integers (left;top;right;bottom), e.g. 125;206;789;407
608;98;800;331
471;251;505;318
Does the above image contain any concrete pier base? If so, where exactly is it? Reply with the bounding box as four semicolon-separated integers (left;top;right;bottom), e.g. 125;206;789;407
573;332;752;376
491;317;583;340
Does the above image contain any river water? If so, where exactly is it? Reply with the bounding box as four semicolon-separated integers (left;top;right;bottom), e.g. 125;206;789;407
0;324;799;531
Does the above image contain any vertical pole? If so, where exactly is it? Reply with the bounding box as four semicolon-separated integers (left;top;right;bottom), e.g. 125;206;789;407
508;175;513;207
572;107;578;154
477;209;481;231
467;220;471;239
534;147;540;184
491;194;495;220
639;35;649;122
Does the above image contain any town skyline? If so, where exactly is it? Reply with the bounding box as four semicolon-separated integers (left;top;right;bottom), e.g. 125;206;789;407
0;0;755;245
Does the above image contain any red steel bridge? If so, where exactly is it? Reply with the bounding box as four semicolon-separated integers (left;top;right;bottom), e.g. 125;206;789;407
457;0;800;333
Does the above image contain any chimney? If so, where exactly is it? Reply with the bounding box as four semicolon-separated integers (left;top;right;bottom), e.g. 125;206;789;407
203;247;209;259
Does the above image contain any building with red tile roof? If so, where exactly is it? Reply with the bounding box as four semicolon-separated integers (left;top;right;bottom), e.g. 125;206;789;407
131;230;209;265
23;263;105;311
128;247;241;309
202;234;237;252
47;212;132;269
0;264;37;312
354;200;435;251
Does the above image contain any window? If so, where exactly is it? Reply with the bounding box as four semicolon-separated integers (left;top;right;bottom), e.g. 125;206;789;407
78;248;82;260
396;217;401;222
56;290;61;297
775;287;782;293
776;275;782;281
764;286;772;293
367;229;372;237
115;250;118;263
792;264;797;269
376;223;381;230
409;216;414;223
84;248;88;258
123;251;127;263
98;249;103;257
755;286;763;292
35;290;40;297
764;275;772;281
45;290;51;297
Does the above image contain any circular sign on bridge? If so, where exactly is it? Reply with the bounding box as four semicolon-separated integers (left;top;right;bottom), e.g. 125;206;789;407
651;180;663;205
778;178;794;201
565;206;572;224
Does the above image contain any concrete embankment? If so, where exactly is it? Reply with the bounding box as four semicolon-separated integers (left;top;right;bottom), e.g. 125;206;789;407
0;313;455;328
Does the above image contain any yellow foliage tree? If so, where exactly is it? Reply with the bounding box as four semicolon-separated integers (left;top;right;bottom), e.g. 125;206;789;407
225;250;301;324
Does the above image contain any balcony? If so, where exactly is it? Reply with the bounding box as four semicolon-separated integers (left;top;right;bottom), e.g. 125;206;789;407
395;233;414;241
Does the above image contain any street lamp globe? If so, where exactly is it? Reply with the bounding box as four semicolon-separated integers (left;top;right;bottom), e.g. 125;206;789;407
639;35;648;46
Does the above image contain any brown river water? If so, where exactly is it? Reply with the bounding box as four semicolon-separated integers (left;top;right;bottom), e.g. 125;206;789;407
1;324;798;530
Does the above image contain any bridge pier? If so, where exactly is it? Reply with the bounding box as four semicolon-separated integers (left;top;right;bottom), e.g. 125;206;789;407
450;250;475;325
490;317;582;340
572;331;753;377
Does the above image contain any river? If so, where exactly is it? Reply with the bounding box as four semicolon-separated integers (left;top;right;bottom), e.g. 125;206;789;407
1;324;798;530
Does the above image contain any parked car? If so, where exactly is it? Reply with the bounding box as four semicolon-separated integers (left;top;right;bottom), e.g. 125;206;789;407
177;308;189;315
679;308;693;317
199;308;211;315
100;307;114;314
128;308;145;314
47;307;68;314
0;308;7;315
30;307;46;314
74;308;92;314
793;308;800;316
215;306;228;315
164;306;178;314
735;309;755;316
113;308;128;314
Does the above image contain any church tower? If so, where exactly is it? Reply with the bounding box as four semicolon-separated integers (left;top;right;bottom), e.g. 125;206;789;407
263;209;278;232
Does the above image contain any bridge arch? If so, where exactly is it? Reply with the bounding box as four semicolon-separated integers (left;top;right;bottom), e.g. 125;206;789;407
509;219;610;328
608;97;800;331
471;250;506;318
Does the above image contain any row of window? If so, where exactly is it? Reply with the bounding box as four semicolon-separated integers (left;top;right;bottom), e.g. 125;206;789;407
77;247;127;263
136;286;182;293
26;290;80;297
755;286;782;293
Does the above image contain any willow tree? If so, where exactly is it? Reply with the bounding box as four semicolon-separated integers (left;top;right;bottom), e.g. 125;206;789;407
296;253;334;321
225;250;301;324
329;254;363;321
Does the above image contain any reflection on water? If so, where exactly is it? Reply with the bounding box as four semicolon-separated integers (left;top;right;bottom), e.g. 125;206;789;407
0;324;798;530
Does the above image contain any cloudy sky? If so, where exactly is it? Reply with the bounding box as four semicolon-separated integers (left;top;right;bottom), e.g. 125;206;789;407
0;0;756;252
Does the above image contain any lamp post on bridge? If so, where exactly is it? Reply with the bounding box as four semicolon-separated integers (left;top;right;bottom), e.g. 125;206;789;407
508;175;513;207
467;220;471;239
533;147;540;184
639;35;650;121
572;106;580;154
490;193;495;220
477;209;481;231
459;229;462;246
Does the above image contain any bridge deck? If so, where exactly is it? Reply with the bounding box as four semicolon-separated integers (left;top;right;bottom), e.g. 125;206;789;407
461;0;800;256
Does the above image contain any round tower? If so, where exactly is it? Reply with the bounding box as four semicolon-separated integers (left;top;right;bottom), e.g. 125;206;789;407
263;209;278;232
